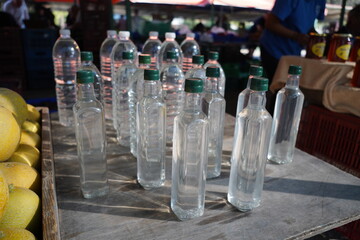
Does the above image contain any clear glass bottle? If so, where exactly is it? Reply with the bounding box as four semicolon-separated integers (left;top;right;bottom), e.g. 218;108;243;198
158;32;183;69
203;51;226;96
180;32;200;74
184;55;206;83
142;31;162;69
236;65;263;115
79;51;103;104
100;30;118;120
202;67;226;179
160;51;185;144
112;51;137;146
228;77;272;212
268;65;304;164
130;54;151;157
137;69;166;189
73;70;109;199
171;78;209;221
52;29;80;127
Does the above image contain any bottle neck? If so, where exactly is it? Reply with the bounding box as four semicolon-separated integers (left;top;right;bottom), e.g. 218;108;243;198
247;75;254;88
60;34;70;39
192;63;202;69
166;58;177;64
139;63;150;69
286;74;300;88
184;92;202;112
207;59;218;64
77;83;96;101
205;77;219;93
119;36;129;41
143;80;161;97
81;60;92;66
186;37;194;41
149;36;158;40
108;33;117;39
123;59;134;64
165;37;175;42
248;90;266;110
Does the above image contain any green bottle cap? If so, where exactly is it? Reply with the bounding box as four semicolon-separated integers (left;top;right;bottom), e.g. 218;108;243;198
206;66;220;77
139;54;151;64
185;78;203;93
81;51;93;61
192;55;204;64
288;65;302;75
76;70;94;84
249;65;263;76
144;69;159;81
208;51;219;60
122;51;133;59
166;51;177;59
250;77;268;91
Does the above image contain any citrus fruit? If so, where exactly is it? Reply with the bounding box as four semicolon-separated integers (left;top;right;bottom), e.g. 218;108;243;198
21;121;40;134
0;228;36;240
0;107;20;162
19;131;40;149
0;88;28;126
0;162;40;194
8;145;40;170
0;172;9;221
0;187;41;234
26;104;40;123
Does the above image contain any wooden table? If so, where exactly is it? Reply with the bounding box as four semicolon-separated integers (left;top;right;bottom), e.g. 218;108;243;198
51;113;360;240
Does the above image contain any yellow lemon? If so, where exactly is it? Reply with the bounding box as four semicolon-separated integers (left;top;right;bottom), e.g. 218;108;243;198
0;163;40;194
19;131;40;149
8;145;40;170
0;187;41;234
21;121;40;134
0;228;36;240
0;172;9;221
26;104;40;123
0;89;28;126
0;107;20;162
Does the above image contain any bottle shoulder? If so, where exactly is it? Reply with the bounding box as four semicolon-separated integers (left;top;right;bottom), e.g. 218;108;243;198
238;108;272;121
74;99;103;112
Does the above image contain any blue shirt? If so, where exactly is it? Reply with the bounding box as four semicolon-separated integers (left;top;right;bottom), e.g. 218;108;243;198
260;0;326;60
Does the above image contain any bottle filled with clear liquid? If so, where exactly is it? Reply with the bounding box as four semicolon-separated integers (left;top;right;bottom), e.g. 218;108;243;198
52;29;80;126
236;65;263;115
184;55;206;83
73;70;109;199
268;65;304;164
142;31;162;69
160;51;185;144
158;32;183;69
130;54;151;157
180;32;200;73
202;67;226;179
203;51;226;96
137;69;166;189
171;78;209;221
79;51;104;104
100;30;118;120
228;77;272;212
112;51;137;146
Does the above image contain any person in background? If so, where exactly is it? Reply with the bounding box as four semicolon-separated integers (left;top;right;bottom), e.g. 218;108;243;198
2;0;29;29
340;4;360;37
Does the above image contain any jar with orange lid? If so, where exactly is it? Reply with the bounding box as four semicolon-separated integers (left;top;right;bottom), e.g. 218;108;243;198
327;34;352;62
305;33;327;59
349;36;360;62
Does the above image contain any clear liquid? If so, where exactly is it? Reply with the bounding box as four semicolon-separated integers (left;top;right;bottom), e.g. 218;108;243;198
142;39;161;69
158;40;183;69
268;87;304;164
55;82;76;127
180;40;200;73
137;97;166;189
101;56;114;119
78;62;104;104
129;77;138;157
184;67;206;84
203;61;226;96
236;88;251;116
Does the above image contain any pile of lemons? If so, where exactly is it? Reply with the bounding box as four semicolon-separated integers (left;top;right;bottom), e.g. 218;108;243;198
0;88;42;240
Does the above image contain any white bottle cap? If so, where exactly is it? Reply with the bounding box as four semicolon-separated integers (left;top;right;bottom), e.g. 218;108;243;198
186;32;195;38
107;30;117;36
60;29;70;36
165;32;176;39
149;31;158;37
119;31;130;38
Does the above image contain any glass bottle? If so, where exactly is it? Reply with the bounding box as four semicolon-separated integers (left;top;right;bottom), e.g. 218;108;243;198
203;51;226;96
180;32;200;73
158;32;183;69
100;30;118;120
112;51;137;146
142;31;162;69
236;65;263;115
73;70;109;199
171;78;209;221
202;67;226;179
228;77;272;212
137;69;166;189
184;55;206;84
268;65;304;164
52;29;80;127
160;51;185;144
130;54;151;157
79;51;103;104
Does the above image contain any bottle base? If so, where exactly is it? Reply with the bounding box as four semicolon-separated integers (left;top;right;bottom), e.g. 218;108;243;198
227;195;261;212
138;179;165;190
82;185;109;199
171;205;204;221
268;156;293;165
206;171;221;179
117;137;130;147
